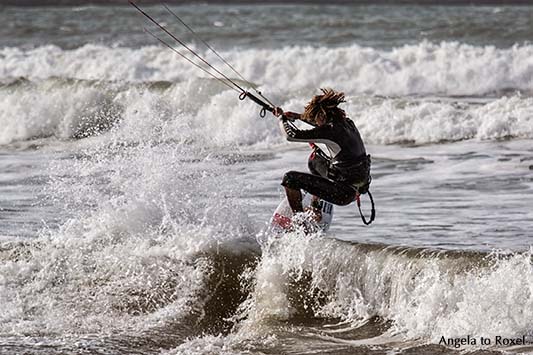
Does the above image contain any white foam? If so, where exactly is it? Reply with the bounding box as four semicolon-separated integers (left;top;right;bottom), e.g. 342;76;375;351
1;41;532;96
0;80;123;145
352;95;533;144
1;76;531;146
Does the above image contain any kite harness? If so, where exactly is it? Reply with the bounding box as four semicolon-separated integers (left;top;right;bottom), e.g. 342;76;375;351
309;142;375;225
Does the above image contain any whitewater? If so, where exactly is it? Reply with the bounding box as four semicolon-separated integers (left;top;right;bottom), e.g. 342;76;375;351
1;3;533;355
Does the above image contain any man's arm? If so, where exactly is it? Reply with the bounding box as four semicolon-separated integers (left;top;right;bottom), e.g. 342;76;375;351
278;119;334;143
273;107;330;142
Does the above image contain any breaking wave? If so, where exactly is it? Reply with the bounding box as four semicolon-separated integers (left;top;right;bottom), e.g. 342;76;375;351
1;76;532;147
3;227;533;352
244;234;533;342
1;41;532;96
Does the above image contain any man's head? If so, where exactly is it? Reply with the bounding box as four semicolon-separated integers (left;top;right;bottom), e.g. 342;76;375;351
301;88;346;126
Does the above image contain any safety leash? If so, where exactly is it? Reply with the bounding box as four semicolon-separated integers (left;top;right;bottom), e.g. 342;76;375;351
356;191;375;225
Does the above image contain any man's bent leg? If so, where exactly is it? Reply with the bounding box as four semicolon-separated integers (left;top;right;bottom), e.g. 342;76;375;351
282;170;356;206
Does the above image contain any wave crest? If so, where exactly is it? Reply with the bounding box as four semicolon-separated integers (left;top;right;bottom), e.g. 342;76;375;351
1;42;532;97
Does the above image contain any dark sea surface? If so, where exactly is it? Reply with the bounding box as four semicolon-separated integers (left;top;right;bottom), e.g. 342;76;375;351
1;3;532;355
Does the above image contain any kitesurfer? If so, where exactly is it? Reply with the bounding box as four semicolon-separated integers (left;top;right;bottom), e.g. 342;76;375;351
273;88;371;217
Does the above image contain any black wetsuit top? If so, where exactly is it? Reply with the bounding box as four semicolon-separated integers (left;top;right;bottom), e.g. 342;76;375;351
280;117;368;184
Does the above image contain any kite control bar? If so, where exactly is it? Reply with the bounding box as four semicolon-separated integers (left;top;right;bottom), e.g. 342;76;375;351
239;91;275;118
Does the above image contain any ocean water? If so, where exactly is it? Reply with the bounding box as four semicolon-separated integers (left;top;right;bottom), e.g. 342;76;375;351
1;3;533;355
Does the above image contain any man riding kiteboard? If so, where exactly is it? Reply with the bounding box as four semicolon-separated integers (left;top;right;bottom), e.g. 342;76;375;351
273;88;373;225
129;2;374;228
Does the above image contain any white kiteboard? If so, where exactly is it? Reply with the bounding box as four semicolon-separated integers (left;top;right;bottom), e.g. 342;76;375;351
269;192;334;233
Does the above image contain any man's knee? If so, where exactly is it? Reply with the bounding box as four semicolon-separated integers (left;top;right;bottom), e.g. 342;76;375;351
281;171;302;189
336;193;356;206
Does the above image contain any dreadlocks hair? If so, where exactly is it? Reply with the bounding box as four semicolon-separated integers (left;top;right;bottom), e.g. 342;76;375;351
301;88;346;124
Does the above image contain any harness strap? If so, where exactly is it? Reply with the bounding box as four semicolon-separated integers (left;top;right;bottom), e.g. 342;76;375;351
310;142;375;225
356;191;375;225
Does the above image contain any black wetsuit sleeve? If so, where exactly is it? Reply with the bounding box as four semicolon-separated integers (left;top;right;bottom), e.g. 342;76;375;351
279;120;334;143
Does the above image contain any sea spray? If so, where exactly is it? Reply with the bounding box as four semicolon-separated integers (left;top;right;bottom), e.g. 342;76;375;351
0;98;259;339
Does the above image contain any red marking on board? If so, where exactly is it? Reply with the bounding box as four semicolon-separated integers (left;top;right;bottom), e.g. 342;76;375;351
272;213;292;229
